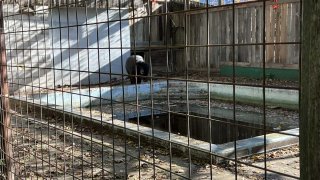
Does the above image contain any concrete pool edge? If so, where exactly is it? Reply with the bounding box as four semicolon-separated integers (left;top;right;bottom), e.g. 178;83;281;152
34;81;299;109
10;96;299;163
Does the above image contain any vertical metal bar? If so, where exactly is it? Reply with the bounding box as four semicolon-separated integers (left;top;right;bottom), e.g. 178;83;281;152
165;1;173;179
73;0;85;178
49;0;55;176
205;0;213;179
183;0;192;178
56;1;64;176
117;1;128;178
33;2;41;176
19;0;27;176
130;0;142;177
262;0;267;179
41;0;48;176
105;1;116;177
146;0;156;178
26;1;38;175
0;1;13;179
93;0;104;177
232;0;238;178
65;0;75;178
83;4;94;178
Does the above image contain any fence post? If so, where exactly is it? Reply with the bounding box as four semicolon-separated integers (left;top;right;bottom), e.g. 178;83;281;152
300;0;320;179
0;1;13;179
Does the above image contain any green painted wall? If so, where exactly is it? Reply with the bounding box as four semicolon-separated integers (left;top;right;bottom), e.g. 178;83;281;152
220;65;299;81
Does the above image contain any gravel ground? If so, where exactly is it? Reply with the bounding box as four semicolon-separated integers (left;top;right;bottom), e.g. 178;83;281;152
10;110;299;180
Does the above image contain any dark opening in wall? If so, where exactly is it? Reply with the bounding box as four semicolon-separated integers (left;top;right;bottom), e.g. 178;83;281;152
129;113;273;144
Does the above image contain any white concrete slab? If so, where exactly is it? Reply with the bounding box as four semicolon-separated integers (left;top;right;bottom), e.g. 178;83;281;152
50;8;130;86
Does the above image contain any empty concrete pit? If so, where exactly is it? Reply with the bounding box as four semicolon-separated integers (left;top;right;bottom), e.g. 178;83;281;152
25;80;299;161
128;112;274;144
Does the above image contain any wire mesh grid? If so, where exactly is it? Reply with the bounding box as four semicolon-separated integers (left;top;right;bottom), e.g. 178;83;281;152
0;0;301;179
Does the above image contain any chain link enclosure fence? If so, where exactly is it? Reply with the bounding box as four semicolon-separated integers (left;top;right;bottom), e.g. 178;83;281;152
0;0;300;179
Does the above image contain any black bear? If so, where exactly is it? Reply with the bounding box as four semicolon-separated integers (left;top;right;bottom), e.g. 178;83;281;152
125;54;149;84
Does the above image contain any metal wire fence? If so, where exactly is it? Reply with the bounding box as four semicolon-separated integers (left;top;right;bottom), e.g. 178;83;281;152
0;0;300;179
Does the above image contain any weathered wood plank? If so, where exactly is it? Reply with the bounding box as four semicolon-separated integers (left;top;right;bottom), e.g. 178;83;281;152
220;10;227;65
225;10;232;64
278;4;288;64
256;4;263;64
293;2;300;64
212;11;219;67
286;3;294;64
234;7;239;63
217;10;222;67
265;3;273;64
251;7;256;64
238;8;245;62
274;7;282;63
243;7;249;63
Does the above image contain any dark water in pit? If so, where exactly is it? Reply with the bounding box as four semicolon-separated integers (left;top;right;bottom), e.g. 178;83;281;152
129;113;273;144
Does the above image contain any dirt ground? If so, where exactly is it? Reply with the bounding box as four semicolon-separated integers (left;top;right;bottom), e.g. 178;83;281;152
10;109;299;180
10;74;299;179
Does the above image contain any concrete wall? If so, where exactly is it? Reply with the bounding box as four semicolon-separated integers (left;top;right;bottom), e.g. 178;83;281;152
4;5;52;93
3;5;130;93
50;8;130;86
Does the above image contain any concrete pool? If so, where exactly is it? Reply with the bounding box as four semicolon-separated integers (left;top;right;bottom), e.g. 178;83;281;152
12;80;299;162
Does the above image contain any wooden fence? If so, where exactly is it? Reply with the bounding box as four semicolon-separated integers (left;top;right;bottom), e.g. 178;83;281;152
133;0;300;72
182;0;300;71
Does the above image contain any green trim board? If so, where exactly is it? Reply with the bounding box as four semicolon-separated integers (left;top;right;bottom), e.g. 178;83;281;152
220;65;299;81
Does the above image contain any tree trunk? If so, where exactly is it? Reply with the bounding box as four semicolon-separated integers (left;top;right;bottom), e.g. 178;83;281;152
0;1;13;179
300;0;320;179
